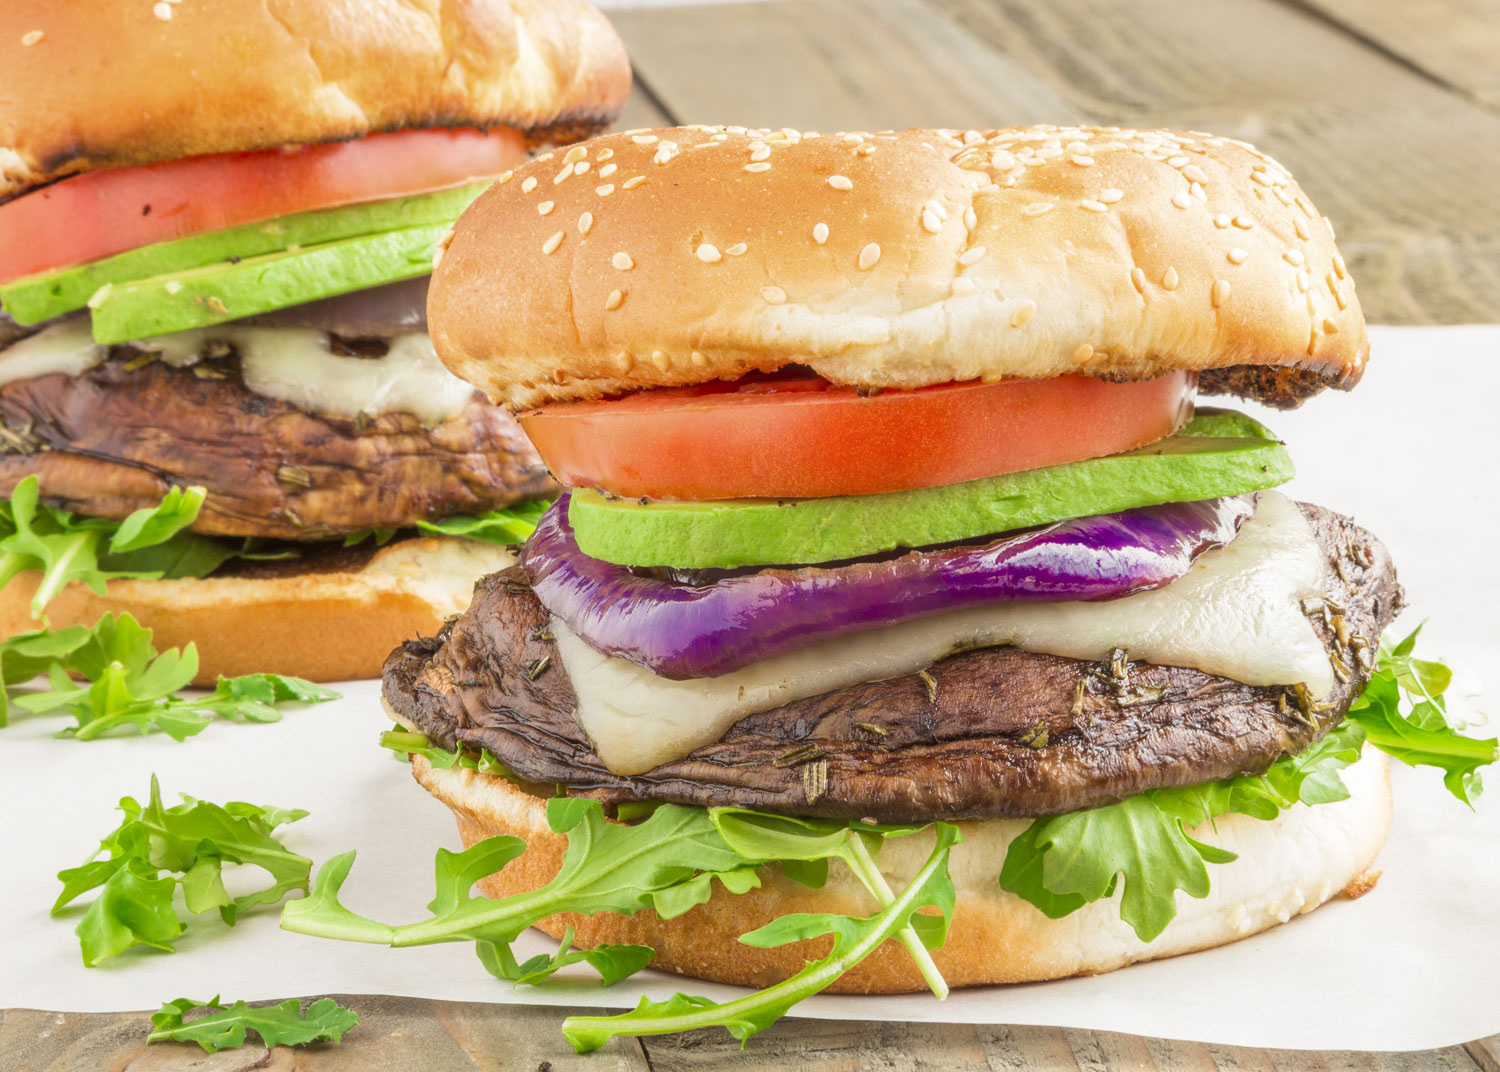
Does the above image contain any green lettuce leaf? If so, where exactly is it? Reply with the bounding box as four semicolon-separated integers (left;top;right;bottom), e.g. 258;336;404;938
560;823;962;1052
54;775;311;965
148;996;358;1052
343;500;552;549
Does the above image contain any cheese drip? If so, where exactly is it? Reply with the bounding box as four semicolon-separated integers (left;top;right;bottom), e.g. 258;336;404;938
0;320;476;424
554;491;1333;776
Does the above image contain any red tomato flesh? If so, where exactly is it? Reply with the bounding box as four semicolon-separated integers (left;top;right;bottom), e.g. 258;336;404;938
0;128;528;283
520;371;1198;501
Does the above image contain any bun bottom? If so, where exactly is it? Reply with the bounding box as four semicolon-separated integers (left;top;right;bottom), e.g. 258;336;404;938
409;747;1392;991
0;537;516;684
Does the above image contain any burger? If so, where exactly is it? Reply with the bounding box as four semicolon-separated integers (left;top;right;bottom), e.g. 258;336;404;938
314;125;1493;1032
0;0;630;681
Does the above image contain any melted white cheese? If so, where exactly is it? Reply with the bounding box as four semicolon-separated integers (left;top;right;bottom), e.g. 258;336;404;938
555;491;1334;776
361;539;517;618
0;321;475;424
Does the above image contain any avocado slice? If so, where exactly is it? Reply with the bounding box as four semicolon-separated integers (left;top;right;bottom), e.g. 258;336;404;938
567;409;1294;568
0;182;488;327
88;224;448;344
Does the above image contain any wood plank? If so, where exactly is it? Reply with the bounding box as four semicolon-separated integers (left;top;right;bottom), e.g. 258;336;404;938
613;0;1500;322
1465;1035;1500;1072
1290;0;1500;109
639;1016;993;1071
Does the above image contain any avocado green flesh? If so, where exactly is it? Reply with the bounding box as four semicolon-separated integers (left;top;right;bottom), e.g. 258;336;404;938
567;409;1293;569
88;224;449;344
0;182;488;328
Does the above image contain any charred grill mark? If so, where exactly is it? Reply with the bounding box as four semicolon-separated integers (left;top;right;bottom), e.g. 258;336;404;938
382;504;1402;822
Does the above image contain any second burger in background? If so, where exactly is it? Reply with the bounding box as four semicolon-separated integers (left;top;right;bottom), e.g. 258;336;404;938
0;0;630;680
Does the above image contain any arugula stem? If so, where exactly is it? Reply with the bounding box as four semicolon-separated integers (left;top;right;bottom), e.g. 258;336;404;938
388;889;552;948
561;831;955;1049
31;531;99;616
843;832;948;1000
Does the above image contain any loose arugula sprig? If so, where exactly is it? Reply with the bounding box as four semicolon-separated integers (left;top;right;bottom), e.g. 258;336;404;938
1000;626;1495;941
54;775;311;965
149;996;358;1052
561;824;960;1052
343;500;551;549
0;476;217;619
2;612;338;739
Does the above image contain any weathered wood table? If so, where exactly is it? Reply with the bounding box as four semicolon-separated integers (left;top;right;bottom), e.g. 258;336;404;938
8;0;1499;1068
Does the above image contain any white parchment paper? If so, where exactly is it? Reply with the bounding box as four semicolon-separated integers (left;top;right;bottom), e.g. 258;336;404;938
2;325;1497;1050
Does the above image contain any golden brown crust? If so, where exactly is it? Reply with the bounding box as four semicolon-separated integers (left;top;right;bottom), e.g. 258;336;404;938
0;0;631;199
408;746;1392;992
0;537;514;685
429;126;1368;410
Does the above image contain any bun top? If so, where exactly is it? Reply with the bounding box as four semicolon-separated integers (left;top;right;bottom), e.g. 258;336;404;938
0;0;630;200
428;125;1368;411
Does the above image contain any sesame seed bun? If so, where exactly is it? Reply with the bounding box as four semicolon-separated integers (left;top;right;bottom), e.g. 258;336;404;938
0;0;630;200
405;742;1391;991
0;537;515;685
428;126;1368;410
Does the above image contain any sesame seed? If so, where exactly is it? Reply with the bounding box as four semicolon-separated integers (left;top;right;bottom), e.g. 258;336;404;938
1099;188;1124;204
964;207;978;231
153;2;172;19
991;150;1018;171
696;243;722;263
597;148;615;162
1294;218;1310;240
1130;267;1146;294
1228;247;1248;265
605;290;624;311
537;201;555;215
952;278;977;294
959;246;986;265
1182;164;1208;184
612;252;634;271
631;134;659;145
750;145;771;162
1072;343;1094;363
1070;154;1095;167
1080;199;1109;213
827;175;854;191
652;350;670;372
599;163;617;178
596;184;615;197
726;243;748;256
813;223;829;245
691;351;708;367
1212;279;1231;308
564;145;588;164
858;243;882;270
521;177;538;193
1162;266;1180;290
1168;155;1189;168
1283;250;1305;266
1251;170;1274;186
1322;317;1339;334
578;212;593;236
857;145;876;157
498;171;514;185
761;285;787;304
21;30;44;46
1024;203;1055;218
1011;300;1037;327
653;147;676;166
1332;284;1349;310
1213;213;1230;228
575;160;592;175
1333;254;1347;279
921;209;942;234
542;231;564;255
1171;192;1190;210
554;163;575;184
1190;181;1206;201
1297;270;1310;292
615;352;633;372
623;176;645;190
1232;215;1253;229
743;162;772;173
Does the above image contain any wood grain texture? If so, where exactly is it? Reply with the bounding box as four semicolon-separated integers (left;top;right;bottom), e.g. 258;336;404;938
1466;1036;1500;1072
608;0;1500;323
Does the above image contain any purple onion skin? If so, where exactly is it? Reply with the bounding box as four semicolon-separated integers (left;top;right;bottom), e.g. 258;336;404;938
523;493;1256;681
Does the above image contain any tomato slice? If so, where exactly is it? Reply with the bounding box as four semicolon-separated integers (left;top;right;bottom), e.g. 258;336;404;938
0;128;528;283
520;371;1198;501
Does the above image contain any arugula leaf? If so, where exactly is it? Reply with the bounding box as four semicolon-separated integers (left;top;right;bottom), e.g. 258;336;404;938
1000;720;1367;941
560;823;962;1052
4;612;337;740
343;501;552;549
1345;625;1497;806
283;798;760;965
149;996;358;1052
54;775;311;964
478;925;655;987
